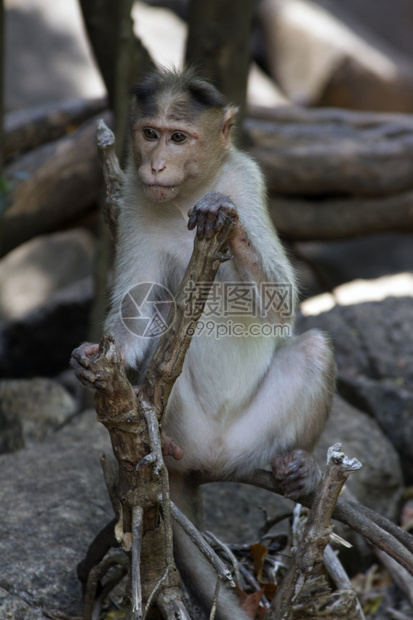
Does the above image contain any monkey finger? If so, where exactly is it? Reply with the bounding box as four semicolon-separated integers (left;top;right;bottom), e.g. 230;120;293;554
204;218;216;239
212;209;228;231
72;366;98;388
71;342;100;368
187;210;197;230
222;201;237;217
196;216;209;239
71;350;90;369
94;380;108;390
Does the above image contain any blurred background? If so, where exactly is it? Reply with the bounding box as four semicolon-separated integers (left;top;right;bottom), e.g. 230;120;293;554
1;2;413;619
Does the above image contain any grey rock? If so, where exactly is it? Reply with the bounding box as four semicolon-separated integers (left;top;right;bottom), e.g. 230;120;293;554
339;375;413;483
314;395;404;571
0;587;49;620
0;228;95;323
299;296;413;482
315;395;404;521
0;228;96;378
0;378;77;444
203;481;294;545
0;400;24;455
0;411;112;617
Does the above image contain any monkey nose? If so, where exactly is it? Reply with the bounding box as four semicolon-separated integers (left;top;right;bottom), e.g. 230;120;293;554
152;160;166;174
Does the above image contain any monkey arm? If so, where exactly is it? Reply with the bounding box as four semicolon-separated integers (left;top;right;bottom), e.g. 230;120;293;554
212;152;298;324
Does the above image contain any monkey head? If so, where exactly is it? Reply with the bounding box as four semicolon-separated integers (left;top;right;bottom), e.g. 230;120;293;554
129;69;238;203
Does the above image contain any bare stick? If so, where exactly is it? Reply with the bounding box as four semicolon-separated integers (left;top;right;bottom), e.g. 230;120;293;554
131;506;143;618
209;577;222;620
142;570;168;620
156;588;193;620
204;530;242;587
83;550;129;620
260;444;361;619
375;547;413;608
96;119;124;242
197;468;413;577
171;501;235;586
324;545;365;620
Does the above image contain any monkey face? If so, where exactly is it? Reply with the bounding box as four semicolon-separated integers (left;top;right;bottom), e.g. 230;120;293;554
132;118;207;203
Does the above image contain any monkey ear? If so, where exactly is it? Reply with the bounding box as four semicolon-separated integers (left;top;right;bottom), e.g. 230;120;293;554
222;107;238;148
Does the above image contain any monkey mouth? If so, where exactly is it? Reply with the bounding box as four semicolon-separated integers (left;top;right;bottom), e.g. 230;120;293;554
145;183;177;190
143;183;180;201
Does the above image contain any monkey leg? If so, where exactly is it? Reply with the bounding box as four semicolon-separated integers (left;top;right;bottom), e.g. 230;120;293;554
221;329;335;494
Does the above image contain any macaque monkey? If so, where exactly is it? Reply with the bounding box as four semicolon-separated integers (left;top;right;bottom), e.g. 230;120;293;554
71;68;335;619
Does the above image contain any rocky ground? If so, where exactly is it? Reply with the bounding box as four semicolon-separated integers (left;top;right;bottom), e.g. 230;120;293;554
1;1;413;618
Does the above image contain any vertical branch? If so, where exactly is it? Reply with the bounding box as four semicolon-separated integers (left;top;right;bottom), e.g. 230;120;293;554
79;0;155;343
131;506;143;617
266;444;362;620
76;119;238;618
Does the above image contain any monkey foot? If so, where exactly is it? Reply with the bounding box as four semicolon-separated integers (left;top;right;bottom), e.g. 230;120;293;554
271;449;321;500
161;433;184;461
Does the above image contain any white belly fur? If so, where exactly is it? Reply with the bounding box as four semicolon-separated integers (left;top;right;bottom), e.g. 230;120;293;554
163;322;280;472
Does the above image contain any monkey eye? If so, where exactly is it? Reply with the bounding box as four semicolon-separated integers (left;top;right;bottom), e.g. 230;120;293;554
171;132;187;144
142;128;158;141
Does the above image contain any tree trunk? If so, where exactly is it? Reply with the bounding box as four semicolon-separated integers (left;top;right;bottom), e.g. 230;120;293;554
79;0;153;155
185;0;255;119
79;0;155;343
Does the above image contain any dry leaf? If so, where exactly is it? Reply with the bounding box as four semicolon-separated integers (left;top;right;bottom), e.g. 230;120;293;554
237;586;265;619
250;543;268;582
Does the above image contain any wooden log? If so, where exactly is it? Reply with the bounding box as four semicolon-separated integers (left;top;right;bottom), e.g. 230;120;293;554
4;97;107;161
3;100;413;252
0;111;112;258
245;107;413;197
269;192;413;240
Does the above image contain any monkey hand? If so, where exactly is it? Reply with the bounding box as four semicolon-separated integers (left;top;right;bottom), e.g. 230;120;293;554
161;432;184;460
188;192;238;240
70;342;105;389
271;450;321;500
